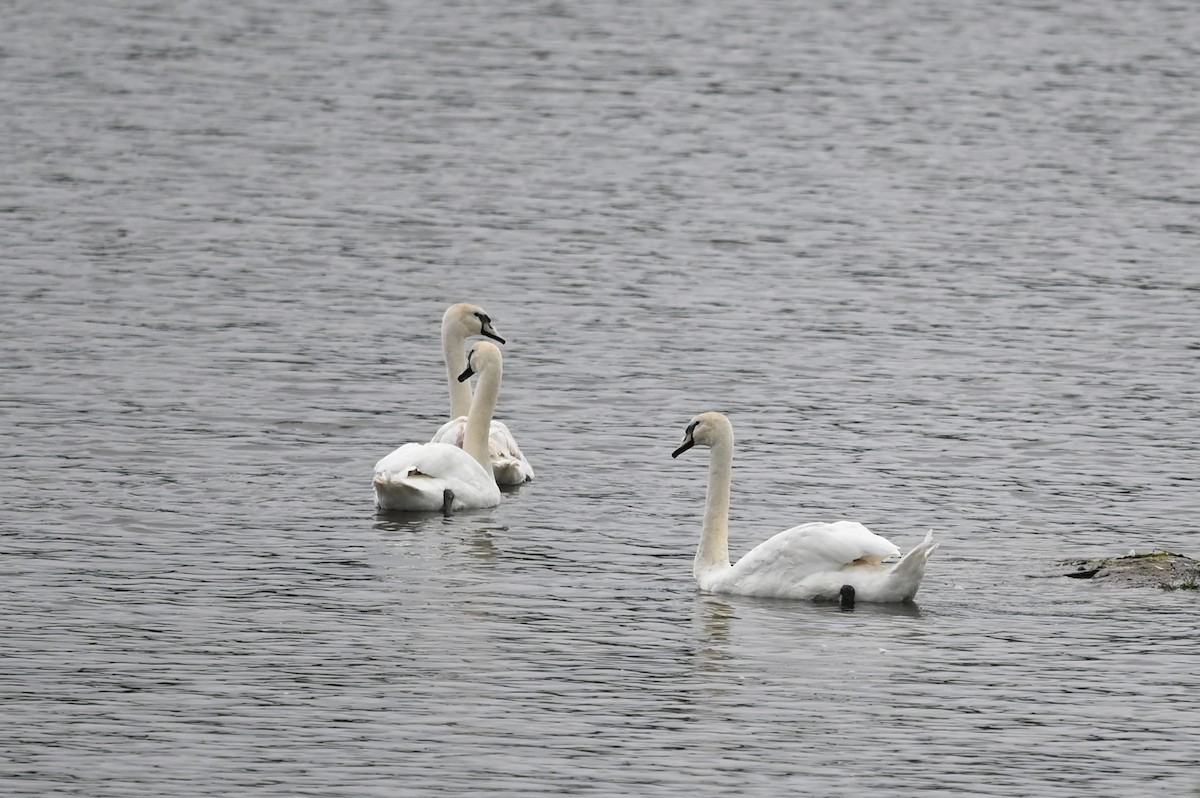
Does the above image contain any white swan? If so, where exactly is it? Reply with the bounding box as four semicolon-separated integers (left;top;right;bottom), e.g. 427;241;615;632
373;342;505;513
671;412;938;603
429;303;535;485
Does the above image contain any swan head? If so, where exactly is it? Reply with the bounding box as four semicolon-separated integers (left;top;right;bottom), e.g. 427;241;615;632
444;303;506;345
457;341;503;382
671;412;733;458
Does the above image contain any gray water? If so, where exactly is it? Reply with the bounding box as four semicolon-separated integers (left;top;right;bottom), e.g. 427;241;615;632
3;0;1199;795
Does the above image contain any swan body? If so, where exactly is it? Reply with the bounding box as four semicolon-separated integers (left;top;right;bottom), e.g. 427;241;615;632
435;303;534;485
374;342;505;512
430;417;535;484
671;412;938;603
372;442;499;513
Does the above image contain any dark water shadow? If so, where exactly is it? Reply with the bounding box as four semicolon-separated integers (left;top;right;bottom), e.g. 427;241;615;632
827;599;925;619
372;509;455;533
372;504;500;531
701;589;925;619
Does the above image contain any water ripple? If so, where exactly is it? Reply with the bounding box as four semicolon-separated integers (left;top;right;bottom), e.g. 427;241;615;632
4;0;1200;796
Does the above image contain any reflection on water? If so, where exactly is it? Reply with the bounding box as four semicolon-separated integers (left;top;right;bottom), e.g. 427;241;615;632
373;514;444;536
693;593;735;669
842;599;925;620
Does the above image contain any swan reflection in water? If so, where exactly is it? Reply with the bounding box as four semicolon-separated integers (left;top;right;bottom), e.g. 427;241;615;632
689;591;928;695
373;513;503;572
693;593;736;670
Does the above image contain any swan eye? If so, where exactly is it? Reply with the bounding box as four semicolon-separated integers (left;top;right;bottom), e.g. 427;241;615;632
475;312;491;325
686;420;700;435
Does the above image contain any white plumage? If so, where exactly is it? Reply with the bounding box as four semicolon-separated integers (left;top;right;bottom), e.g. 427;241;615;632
372;442;499;513
672;412;938;603
429;417;535;485
373;342;506;512
435;303;534;484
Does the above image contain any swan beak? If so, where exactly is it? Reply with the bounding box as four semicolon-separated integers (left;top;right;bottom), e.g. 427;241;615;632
672;420;699;458
457;364;474;382
671;434;695;458
480;320;505;345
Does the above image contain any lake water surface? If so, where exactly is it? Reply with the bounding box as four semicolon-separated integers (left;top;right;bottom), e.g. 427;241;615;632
3;0;1199;795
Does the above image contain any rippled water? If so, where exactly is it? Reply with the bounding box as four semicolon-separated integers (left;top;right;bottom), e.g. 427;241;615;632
3;0;1199;795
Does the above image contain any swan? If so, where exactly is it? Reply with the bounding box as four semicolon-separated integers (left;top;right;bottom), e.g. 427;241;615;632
671;412;938;603
373;342;505;513
429;303;535;485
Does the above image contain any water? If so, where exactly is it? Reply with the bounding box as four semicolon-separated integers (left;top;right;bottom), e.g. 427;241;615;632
3;0;1199;795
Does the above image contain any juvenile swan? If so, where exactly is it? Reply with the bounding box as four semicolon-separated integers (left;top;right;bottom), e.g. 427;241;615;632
374;342;505;513
671;412;938;603
429;303;535;485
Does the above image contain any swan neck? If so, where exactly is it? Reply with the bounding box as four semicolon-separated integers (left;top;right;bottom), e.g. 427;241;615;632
443;322;473;420
462;361;500;470
696;434;733;572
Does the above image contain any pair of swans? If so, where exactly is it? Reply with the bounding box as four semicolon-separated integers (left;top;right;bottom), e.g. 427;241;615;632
427;304;534;486
672;412;938;604
373;304;533;513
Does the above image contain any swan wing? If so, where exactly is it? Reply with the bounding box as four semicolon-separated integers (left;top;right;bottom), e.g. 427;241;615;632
373;442;500;511
429;418;535;485
485;419;535;484
729;521;901;585
374;442;429;475
792;520;902;565
374;441;479;479
429;418;467;447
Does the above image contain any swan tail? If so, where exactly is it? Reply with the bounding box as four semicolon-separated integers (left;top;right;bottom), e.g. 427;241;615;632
491;457;535;485
887;530;938;599
373;469;444;511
